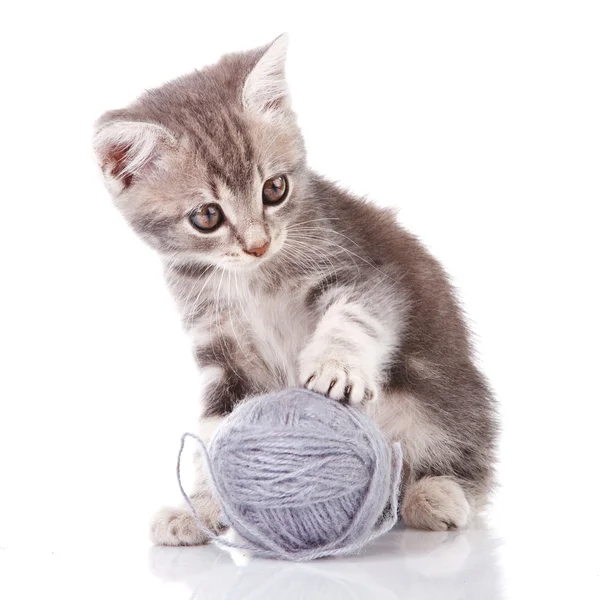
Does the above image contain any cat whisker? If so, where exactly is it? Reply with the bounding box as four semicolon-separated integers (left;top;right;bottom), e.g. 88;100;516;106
183;267;219;329
286;236;357;276
285;239;341;278
282;243;340;290
233;271;268;349
286;218;340;230
287;225;364;252
210;268;245;383
227;269;249;360
277;246;321;281
279;245;326;279
281;237;331;269
286;231;403;286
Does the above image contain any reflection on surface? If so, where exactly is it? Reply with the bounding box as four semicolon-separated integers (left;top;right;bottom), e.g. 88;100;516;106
149;523;502;599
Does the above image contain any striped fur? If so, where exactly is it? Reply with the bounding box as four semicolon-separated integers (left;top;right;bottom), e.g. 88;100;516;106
93;37;498;543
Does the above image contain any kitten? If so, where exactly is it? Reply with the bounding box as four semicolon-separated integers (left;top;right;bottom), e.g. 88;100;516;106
94;35;497;544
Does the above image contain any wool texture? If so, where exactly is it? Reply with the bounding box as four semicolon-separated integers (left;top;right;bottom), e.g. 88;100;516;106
177;388;403;561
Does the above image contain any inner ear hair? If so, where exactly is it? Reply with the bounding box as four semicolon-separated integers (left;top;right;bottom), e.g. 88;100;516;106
93;120;177;190
106;143;135;188
242;34;290;117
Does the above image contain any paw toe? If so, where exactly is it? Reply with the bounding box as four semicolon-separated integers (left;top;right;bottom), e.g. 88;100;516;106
151;506;215;546
401;477;470;531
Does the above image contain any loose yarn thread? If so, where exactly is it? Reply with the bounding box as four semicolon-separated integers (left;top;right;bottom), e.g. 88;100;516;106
177;388;403;561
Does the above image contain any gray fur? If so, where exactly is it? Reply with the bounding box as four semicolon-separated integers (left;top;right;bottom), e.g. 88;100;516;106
93;36;498;535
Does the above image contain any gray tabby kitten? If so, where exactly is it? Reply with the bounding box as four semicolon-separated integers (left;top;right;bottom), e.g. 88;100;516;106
93;35;497;544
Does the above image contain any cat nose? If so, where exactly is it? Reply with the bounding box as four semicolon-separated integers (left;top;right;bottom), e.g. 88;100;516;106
243;240;270;258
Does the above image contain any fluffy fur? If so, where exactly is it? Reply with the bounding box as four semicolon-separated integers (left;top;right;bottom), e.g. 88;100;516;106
93;35;498;543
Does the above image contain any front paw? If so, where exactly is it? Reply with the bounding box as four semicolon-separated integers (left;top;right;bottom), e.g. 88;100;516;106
299;346;377;404
401;477;471;531
150;497;225;546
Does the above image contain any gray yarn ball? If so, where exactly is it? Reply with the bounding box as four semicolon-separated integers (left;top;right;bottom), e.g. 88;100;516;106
180;388;403;561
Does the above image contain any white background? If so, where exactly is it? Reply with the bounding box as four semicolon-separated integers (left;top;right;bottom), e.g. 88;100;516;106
1;1;599;598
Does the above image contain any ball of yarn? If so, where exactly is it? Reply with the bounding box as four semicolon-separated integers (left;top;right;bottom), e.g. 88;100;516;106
180;388;402;561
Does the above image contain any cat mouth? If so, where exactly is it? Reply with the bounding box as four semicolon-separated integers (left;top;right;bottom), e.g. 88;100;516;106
221;251;276;271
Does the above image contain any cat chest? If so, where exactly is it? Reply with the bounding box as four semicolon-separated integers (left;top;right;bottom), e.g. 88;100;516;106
238;289;315;387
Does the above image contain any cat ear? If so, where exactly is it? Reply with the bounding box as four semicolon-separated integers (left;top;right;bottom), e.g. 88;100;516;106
243;34;290;118
93;120;177;193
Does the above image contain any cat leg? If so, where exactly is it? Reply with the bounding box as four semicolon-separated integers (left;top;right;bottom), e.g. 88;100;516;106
299;291;399;404
150;328;266;546
401;476;470;531
369;379;496;531
150;415;226;546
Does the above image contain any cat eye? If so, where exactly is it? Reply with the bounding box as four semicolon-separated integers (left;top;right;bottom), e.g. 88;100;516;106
189;204;224;232
262;175;289;206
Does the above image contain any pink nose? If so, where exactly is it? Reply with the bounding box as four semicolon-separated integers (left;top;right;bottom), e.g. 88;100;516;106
243;241;270;257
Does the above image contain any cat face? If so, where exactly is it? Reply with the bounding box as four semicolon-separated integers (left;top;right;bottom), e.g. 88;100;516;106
94;35;310;271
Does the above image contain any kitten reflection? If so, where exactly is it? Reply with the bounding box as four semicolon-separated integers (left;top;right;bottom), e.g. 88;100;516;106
149;525;502;600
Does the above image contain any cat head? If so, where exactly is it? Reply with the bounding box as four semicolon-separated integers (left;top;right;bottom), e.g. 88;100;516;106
94;35;311;271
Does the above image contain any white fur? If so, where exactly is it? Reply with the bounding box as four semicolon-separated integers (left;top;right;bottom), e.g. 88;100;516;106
401;477;470;531
299;298;395;403
368;391;457;470
151;499;222;546
183;268;315;389
198;364;225;389
93;121;176;192
243;284;313;387
242;34;290;117
191;326;213;348
197;415;225;445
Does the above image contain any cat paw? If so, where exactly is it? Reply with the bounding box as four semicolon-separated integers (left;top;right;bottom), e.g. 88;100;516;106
401;477;470;531
299;344;377;404
150;498;224;546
